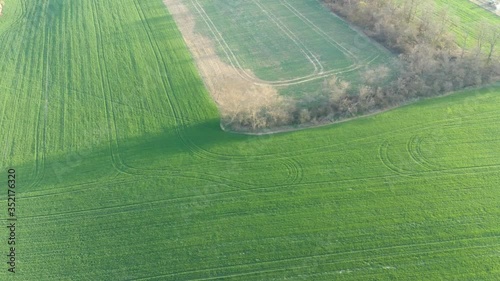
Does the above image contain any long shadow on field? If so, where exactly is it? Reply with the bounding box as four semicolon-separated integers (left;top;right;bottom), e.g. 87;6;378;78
5;118;277;195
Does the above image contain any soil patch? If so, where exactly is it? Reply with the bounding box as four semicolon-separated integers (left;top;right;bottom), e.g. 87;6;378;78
162;0;284;121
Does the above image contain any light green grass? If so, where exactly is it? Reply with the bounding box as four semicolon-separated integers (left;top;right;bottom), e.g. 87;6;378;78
0;0;499;280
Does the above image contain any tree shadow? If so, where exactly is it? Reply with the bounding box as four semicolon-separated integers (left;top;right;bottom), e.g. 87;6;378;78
4;118;265;195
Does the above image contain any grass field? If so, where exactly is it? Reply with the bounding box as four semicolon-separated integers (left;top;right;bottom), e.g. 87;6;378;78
0;0;500;280
179;0;394;97
436;0;499;52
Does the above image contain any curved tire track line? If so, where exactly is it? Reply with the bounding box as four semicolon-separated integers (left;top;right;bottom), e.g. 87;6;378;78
128;0;257;189
280;0;358;62
72;1;500;195
187;102;500;179
21;182;268;220
406;110;500;174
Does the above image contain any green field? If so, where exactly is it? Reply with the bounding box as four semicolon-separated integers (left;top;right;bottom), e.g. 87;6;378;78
183;0;394;97
1;0;500;280
436;0;499;53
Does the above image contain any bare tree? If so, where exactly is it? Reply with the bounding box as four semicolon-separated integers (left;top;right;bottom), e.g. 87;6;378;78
486;24;500;62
